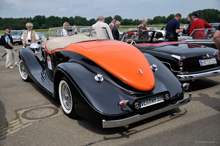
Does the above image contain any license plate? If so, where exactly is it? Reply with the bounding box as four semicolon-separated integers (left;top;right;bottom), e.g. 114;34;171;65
140;95;164;108
199;58;217;66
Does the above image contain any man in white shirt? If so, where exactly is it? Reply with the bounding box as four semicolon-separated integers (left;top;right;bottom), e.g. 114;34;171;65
21;22;39;48
92;15;114;40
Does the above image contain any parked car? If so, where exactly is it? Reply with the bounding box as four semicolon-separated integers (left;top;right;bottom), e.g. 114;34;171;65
11;30;24;45
209;23;219;29
120;30;220;82
78;27;91;36
37;32;47;44
126;28;138;38
18;26;191;128
179;28;216;48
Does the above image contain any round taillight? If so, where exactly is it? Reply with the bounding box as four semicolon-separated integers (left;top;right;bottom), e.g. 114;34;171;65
119;100;129;108
182;83;190;91
180;67;184;72
119;102;125;108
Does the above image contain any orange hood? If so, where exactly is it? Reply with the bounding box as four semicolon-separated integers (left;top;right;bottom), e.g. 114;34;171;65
46;40;155;91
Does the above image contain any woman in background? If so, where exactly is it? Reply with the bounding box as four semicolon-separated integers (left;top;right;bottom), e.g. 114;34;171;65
61;22;70;36
138;19;149;40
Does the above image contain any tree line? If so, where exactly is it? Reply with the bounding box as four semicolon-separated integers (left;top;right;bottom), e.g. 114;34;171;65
0;9;219;30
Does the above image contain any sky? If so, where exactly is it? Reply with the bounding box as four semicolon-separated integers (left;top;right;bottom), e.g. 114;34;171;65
0;0;220;20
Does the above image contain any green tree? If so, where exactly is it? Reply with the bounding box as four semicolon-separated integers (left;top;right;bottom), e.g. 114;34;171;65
105;16;113;24
114;15;122;22
88;18;96;25
33;15;46;27
41;24;48;29
166;14;175;22
189;9;220;23
33;22;40;29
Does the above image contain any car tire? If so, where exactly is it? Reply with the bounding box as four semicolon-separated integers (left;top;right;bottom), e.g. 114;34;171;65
19;59;31;82
58;76;78;119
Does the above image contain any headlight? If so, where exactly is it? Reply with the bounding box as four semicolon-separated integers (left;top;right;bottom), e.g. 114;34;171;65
30;43;40;53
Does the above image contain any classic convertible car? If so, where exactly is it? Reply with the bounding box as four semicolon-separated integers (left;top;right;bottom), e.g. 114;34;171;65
11;30;24;45
19;26;191;128
179;28;216;48
120;29;220;82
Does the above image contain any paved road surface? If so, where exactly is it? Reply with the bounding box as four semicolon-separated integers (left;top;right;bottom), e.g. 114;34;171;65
0;45;219;146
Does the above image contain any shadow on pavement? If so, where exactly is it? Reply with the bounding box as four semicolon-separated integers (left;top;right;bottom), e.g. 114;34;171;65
193;93;220;112
77;108;187;146
29;82;60;108
186;78;220;92
0;99;8;141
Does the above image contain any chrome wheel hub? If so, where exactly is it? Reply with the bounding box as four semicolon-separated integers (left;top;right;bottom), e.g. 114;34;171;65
60;81;72;112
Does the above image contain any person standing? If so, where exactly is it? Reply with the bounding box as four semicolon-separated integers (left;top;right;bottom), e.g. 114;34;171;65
61;22;70;36
111;21;120;40
109;23;114;30
214;25;220;60
165;13;183;41
189;13;212;39
109;18;115;28
92;15;114;40
186;16;192;36
3;26;18;68
21;22;39;48
138;19;149;41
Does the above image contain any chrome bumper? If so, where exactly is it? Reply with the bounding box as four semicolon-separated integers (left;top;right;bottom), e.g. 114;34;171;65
177;69;220;81
102;93;192;128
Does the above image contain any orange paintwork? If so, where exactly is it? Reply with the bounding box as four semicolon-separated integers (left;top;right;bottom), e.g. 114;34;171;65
45;40;155;91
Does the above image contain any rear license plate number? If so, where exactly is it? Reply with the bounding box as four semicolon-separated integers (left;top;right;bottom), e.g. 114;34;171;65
140;95;164;108
199;58;217;66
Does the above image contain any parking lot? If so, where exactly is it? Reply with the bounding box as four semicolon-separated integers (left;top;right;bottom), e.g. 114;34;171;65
0;45;220;146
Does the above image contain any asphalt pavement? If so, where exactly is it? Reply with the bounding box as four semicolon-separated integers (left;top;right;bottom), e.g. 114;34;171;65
0;45;219;146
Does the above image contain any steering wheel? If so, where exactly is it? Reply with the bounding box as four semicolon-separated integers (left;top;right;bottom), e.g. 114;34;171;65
126;39;137;45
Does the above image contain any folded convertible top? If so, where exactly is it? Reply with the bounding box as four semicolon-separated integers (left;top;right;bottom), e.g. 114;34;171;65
46;34;106;51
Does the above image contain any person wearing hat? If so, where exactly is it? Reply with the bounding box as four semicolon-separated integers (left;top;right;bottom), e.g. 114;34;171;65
3;26;18;68
189;12;212;39
214;25;220;60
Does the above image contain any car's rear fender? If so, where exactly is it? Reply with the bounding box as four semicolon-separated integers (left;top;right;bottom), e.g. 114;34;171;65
54;62;138;120
143;53;183;97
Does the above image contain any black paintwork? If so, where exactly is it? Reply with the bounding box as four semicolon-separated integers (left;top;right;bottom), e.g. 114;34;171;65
136;44;220;76
19;45;184;123
120;31;220;77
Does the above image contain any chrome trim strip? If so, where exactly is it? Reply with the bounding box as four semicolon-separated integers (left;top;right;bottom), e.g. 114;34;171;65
171;54;181;60
177;69;220;81
102;93;192;128
161;61;180;73
187;41;215;44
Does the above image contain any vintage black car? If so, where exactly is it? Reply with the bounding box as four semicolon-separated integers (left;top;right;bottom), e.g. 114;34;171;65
19;27;191;128
120;29;220;82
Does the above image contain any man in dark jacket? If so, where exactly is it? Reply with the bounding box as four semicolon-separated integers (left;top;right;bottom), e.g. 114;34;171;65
186;16;192;36
3;26;18;68
165;13;183;41
111;21;120;40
